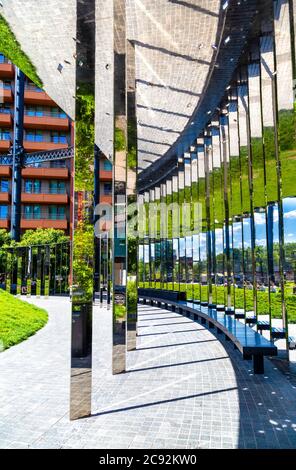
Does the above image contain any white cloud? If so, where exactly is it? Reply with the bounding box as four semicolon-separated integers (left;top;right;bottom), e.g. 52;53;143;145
284;210;296;220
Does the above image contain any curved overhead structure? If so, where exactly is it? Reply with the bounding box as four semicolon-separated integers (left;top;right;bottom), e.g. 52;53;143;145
138;0;261;189
0;0;76;119
127;0;222;171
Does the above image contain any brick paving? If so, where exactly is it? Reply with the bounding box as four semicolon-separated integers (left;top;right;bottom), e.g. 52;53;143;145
0;297;296;448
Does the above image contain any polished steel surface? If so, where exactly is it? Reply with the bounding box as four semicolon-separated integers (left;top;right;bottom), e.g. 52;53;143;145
70;0;95;420
112;0;127;374
126;38;138;352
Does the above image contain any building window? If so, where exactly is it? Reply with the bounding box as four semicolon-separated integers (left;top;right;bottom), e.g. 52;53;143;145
0;105;11;114
103;183;112;195
49;180;66;194
25;130;43;142
50;107;67;119
50;131;67;144
49;205;65;220
0;80;11;90
26;81;43;92
50;160;66;168
0;179;9;192
103;159;112;171
24;180;41;193
24;205;41;219
0;128;11;140
26;106;44;117
0;205;8;219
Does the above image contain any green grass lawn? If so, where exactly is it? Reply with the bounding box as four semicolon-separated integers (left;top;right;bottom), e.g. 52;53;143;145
0;289;48;351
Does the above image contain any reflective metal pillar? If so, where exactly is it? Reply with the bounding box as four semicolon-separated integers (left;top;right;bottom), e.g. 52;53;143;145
112;0;127;374
70;0;95;421
126;37;138;351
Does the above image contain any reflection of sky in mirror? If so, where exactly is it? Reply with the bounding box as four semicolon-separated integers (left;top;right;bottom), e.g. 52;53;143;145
150;243;155;260
179;237;185;256
173;239;179;260
215;228;224;254
193;234;199;260
254;212;267;246
232;222;243;249
199;232;207;260
283;198;296;244
243;218;252;248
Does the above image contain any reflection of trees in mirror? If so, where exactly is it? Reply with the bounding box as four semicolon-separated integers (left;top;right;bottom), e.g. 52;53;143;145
138;280;296;322
75;83;95;191
73;221;93;302
114;303;126;319
0;15;43;88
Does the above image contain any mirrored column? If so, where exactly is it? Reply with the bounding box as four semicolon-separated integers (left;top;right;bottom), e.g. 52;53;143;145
70;0;95;420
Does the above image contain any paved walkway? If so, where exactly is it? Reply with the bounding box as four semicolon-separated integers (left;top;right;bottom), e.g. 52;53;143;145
1;297;296;449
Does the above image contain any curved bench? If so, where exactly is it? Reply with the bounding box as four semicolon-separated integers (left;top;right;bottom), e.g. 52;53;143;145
138;290;277;374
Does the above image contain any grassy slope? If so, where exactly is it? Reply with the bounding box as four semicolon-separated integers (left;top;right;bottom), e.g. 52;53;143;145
0;289;48;350
0;14;42;88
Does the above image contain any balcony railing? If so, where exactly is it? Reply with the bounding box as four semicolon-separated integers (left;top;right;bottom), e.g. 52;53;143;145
0;108;11;114
24;137;69;144
0;56;11;64
23;189;66;195
25;84;43;93
24;110;67;119
22;213;66;220
0;134;11;141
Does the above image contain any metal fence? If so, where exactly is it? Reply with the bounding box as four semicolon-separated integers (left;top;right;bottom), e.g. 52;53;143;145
0;242;71;296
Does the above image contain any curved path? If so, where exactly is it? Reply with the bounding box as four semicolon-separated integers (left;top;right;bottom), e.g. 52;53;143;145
0;297;296;448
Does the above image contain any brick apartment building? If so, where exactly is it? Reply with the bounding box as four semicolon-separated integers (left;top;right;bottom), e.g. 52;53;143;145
0;53;112;236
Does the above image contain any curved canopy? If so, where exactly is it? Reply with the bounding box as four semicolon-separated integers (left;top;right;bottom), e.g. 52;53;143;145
0;0;222;169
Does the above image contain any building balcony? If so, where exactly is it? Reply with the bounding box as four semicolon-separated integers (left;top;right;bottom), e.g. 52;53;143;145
21;192;68;204
100;170;112;181
100;195;112;204
0;192;10;203
23;141;69;153
0;63;14;79
0;140;11;151
0;88;13;103
0;166;11;177
24;89;56;106
21;218;68;230
0;112;12;127
0;219;9;229
22;167;69;179
24;115;70;131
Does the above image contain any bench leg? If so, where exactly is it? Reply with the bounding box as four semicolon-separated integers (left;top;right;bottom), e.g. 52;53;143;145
243;352;252;360
179;308;183;315
172;305;175;312
253;355;264;374
208;321;214;329
143;298;146;305
157;301;161;308
201;318;206;325
150;299;154;306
